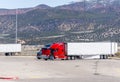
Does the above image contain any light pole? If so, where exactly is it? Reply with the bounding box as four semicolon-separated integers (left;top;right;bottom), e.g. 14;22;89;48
15;9;18;43
83;0;86;42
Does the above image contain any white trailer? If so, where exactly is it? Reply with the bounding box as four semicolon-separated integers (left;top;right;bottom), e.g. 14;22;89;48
67;42;118;59
0;44;21;56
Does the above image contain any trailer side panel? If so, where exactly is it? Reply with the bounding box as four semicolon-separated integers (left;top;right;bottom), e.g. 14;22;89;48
67;42;117;56
0;44;21;52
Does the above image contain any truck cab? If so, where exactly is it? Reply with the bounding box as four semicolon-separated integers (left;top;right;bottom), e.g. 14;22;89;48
37;43;67;60
37;44;51;59
50;43;67;59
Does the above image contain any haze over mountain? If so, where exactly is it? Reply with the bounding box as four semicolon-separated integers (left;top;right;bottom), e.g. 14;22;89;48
0;0;120;44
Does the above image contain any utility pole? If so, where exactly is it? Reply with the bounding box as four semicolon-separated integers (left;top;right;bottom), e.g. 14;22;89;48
15;9;18;44
83;0;86;42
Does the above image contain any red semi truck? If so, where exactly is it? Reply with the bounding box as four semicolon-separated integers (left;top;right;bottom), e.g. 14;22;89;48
37;43;68;60
37;42;118;60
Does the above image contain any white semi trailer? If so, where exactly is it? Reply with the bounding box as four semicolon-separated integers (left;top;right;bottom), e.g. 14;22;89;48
0;44;21;56
67;42;118;59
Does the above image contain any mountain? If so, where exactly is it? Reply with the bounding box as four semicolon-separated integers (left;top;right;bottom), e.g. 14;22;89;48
56;2;85;11
0;0;120;45
0;4;51;15
35;4;51;9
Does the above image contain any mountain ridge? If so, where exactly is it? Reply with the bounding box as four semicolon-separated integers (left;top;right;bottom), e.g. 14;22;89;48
0;0;120;44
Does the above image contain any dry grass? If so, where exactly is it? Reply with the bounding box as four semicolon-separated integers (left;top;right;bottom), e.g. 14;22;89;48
115;52;120;58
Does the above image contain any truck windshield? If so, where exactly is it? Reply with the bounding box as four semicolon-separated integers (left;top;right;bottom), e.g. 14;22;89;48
45;44;51;48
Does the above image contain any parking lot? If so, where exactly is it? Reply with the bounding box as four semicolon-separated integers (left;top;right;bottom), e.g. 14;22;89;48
0;56;120;82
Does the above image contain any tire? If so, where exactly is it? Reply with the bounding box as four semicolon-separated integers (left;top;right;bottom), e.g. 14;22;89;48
106;55;108;59
5;53;9;56
37;53;41;59
100;55;103;59
72;56;75;60
44;58;48;61
70;56;73;60
49;55;54;60
37;56;41;59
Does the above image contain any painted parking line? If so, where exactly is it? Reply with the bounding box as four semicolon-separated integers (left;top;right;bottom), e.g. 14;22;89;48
0;76;19;80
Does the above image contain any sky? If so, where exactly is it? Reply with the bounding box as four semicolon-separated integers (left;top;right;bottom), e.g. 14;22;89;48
0;0;83;9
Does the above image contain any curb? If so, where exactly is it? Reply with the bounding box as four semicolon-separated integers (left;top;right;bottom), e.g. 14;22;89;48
109;57;120;60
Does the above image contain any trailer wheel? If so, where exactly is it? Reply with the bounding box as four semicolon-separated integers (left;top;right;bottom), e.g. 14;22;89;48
70;56;72;60
100;55;108;59
100;55;103;59
72;56;75;60
66;56;70;60
5;53;10;56
103;55;107;59
106;55;108;59
104;55;108;59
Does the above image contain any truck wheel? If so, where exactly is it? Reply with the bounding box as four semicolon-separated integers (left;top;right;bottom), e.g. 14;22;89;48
67;56;70;60
70;56;74;60
37;56;41;59
37;54;41;59
44;58;48;61
70;56;72;60
49;55;54;60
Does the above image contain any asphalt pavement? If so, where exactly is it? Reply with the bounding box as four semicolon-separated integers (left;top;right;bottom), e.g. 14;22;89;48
0;56;120;82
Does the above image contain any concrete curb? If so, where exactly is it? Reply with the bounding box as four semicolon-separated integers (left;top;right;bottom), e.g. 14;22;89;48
109;57;120;60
